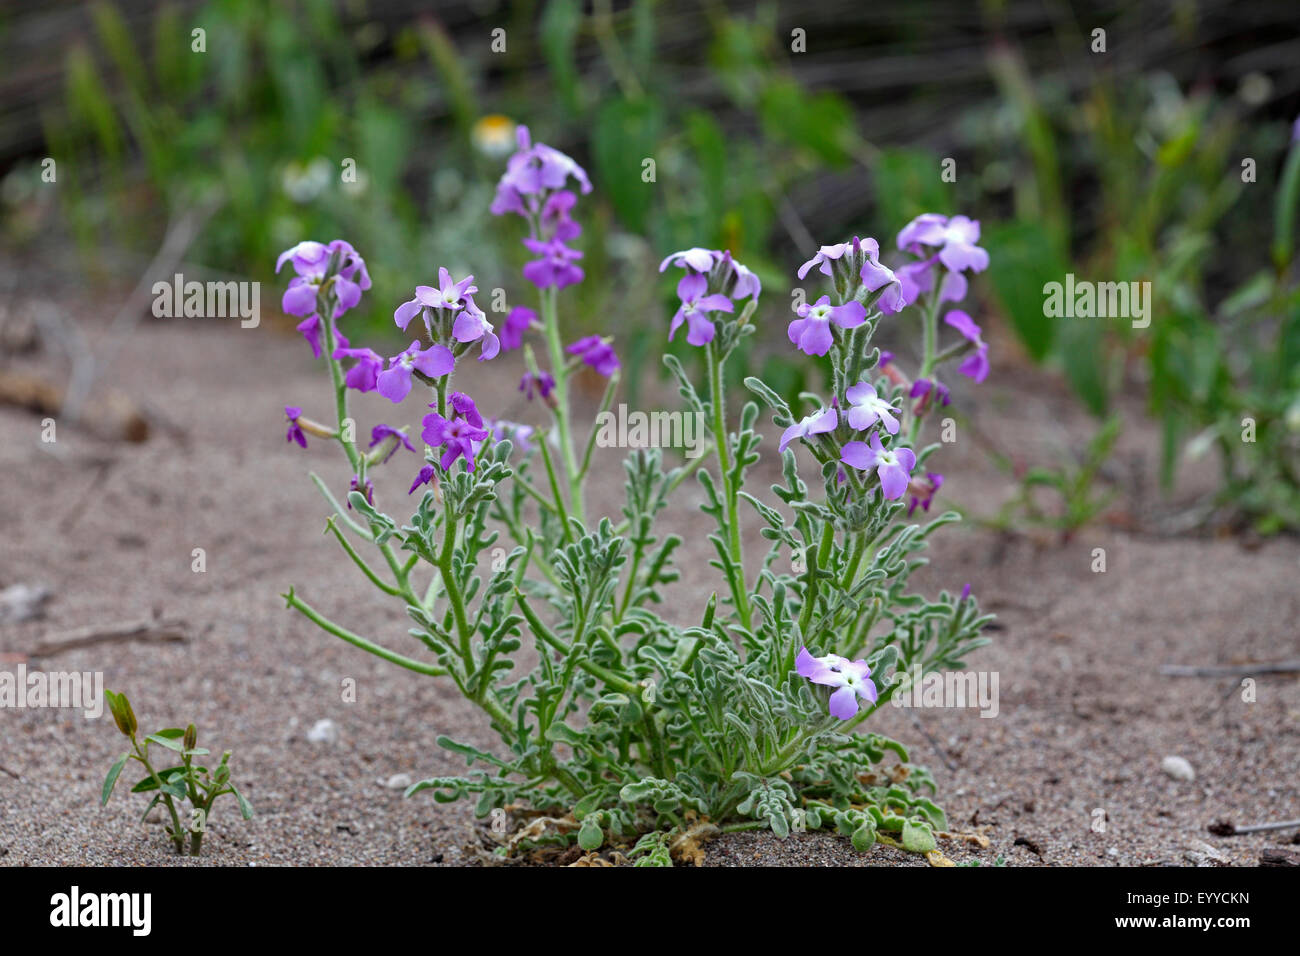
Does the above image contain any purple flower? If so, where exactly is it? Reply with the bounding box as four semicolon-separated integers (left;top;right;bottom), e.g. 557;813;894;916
540;190;582;241
960;582;972;603
499;306;536;351
906;471;944;516
276;239;371;319
377;341;456;403
943;310;990;383
788;295;867;356
448;391;485;428
860;256;907;315
896;214;989;274
519;370;557;401
841;433;916;499
348;474;375;508
668;273;733;346
481;419;536;456
333;346;383;393
659;247;720;273
394;269;478;333
567;336;620;377
660;248;761;301
285;406;307;448
797;241;854;280
910;378;951;415
368;424;416;464
843;381;900;435
491;126;592;215
522;238;585;289
796;646;878;720
451;299;501;361
421;405;490;473
778;406;838;454
408;464;437;495
897;256;968;305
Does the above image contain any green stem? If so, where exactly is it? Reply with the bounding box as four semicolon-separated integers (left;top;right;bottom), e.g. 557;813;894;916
707;342;752;630
539;285;584;523
283;589;448;677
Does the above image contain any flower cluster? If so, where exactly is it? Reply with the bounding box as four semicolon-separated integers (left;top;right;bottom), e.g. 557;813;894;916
277;239;371;357
276;156;993;859
778;214;992;719
659;248;761;347
492;126;590;292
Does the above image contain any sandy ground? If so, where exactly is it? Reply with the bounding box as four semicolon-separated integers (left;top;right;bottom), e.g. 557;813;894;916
1;279;1297;867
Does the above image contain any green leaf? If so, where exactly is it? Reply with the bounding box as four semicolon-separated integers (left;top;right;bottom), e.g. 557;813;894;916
101;753;129;805
983;220;1067;361
901;819;937;853
145;733;185;752
130;766;206;793
229;783;254;820
592;97;661;233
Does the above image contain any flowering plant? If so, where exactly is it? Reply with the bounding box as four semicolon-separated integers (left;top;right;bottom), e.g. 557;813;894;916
277;127;993;864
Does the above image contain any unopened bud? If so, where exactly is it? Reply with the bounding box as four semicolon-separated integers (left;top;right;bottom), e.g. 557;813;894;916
107;690;137;737
183;723;197;751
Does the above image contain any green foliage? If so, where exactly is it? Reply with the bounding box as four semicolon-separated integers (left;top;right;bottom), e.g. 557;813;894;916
101;691;250;856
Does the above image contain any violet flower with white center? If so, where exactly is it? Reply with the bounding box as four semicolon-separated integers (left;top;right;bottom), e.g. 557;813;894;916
394;269;478;333
841;433;916;499
333;346;383;393
519;370;557;402
499;306;536;351
778;406;839;454
669;272;734;346
795;647;878;720
906;471;944;517
376;341;455;404
567;336;620;377
285;406;307;448
451;299;501;361
522;238;585;289
943;310;990;383
787;295;867;356
368;424;416;464
896;213;989;274
843;381;900;435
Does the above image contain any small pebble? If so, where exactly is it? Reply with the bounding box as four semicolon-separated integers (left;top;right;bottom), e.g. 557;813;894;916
1161;755;1194;781
307;719;338;744
384;773;412;790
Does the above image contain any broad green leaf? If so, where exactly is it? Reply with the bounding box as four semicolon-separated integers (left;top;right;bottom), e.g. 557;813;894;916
101;753;129;805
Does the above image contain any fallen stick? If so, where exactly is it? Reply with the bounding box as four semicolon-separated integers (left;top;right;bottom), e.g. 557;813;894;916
0;368;148;443
24;619;187;658
1209;818;1300;837
1160;660;1300;678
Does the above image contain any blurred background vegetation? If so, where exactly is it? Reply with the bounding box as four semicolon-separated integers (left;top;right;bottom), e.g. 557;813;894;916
2;0;1299;531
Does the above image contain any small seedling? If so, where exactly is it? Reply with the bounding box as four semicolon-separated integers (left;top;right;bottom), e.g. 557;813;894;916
101;689;252;856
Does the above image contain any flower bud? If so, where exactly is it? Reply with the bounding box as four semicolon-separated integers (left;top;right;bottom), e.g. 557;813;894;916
183;723;197;751
107;690;137;737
